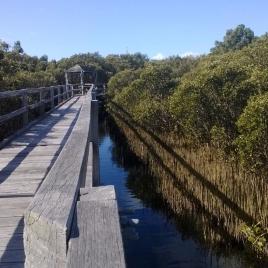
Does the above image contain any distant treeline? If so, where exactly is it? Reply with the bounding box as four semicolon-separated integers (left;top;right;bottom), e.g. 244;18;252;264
107;25;268;174
0;39;149;90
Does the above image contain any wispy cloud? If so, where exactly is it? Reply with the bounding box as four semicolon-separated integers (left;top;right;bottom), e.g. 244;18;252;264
179;51;199;57
151;53;165;60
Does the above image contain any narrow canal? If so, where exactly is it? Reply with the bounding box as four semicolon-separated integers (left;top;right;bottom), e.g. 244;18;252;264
98;110;261;268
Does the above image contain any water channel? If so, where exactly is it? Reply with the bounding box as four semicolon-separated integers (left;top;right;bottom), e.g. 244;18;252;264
98;108;264;268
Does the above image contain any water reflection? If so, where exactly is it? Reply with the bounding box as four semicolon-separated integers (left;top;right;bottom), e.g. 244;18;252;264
98;108;265;268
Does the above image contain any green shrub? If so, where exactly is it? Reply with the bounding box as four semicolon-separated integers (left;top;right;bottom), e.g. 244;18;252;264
236;92;268;172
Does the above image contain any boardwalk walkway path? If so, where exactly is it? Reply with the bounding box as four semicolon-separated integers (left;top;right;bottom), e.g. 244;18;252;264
0;96;83;267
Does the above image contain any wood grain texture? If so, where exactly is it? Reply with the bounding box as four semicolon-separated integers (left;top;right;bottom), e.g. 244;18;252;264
0;96;83;267
1;86;123;268
24;94;91;267
80;185;116;201
67;199;126;268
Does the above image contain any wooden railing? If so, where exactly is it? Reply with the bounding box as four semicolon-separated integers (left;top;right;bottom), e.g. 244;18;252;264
0;83;125;267
24;85;96;267
24;85;125;267
71;83;93;95
0;85;74;127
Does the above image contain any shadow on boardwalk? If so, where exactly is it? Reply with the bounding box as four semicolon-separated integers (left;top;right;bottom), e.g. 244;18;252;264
0;97;81;265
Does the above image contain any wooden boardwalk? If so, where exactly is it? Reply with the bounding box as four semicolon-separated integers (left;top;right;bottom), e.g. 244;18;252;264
0;96;83;267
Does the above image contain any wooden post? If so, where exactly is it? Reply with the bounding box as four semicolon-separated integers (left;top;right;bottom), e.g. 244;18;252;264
80;71;84;95
50;87;54;109
92;90;96;101
61;86;65;101
65;86;68;100
65;85;68;99
65;71;69;86
39;89;45;115
22;92;28;127
65;72;69;99
57;87;61;104
71;85;74;97
94;70;98;87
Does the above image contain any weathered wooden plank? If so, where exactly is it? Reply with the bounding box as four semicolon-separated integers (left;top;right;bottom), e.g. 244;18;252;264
0;166;49;175
9;141;65;147
0;217;23;228
0;156;54;164
0;174;44;183
0;208;27;218
24;95;91;267
0;188;40;197
80;185;116;201
0;197;32;208
0;225;24;235
0;95;84;267
14;133;68;140
0;145;61;156
0;162;52;170
67;199;125;268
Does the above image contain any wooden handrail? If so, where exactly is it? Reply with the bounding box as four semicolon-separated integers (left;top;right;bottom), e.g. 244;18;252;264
0;85;74;126
24;85;96;267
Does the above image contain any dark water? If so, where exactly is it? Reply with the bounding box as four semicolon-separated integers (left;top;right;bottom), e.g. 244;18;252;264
98;113;258;268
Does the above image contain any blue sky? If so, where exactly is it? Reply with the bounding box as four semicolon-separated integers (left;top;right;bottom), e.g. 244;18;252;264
1;0;267;60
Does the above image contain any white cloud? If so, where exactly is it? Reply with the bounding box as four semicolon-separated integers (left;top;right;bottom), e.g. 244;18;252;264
151;53;165;60
179;51;199;58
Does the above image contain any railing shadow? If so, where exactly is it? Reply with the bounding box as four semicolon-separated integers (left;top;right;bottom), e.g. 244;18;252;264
0;97;80;187
110;110;240;241
0;218;25;265
109;101;256;227
0;97;81;265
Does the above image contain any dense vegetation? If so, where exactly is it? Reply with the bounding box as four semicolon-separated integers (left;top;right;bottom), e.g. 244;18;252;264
107;25;268;174
1;24;268;173
0;40;148;90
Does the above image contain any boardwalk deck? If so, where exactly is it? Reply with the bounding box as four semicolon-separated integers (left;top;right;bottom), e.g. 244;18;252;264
0;96;83;267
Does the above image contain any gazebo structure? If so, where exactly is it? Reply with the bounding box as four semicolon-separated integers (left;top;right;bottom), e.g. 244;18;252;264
65;64;94;95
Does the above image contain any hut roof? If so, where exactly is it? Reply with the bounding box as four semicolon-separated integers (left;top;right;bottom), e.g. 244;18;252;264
66;64;84;73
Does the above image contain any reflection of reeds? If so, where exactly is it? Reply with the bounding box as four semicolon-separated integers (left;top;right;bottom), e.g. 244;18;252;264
108;102;268;261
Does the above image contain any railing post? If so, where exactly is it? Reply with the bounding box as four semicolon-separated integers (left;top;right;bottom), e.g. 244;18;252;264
63;86;66;100
61;86;64;101
57;86;61;104
66;85;69;99
50;87;55;109
22;92;28;127
92;87;96;100
39;89;45;115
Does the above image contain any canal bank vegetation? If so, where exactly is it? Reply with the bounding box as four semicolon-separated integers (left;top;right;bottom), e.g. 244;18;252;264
107;24;268;175
106;25;268;259
106;110;268;266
